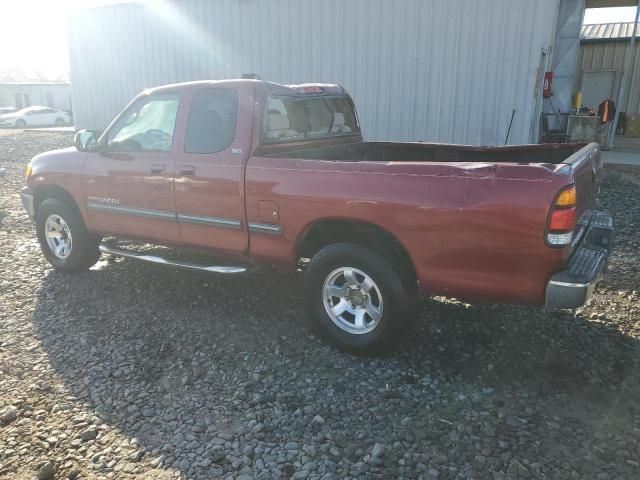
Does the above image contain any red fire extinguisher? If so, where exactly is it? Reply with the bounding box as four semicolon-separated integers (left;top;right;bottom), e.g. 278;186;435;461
543;71;553;98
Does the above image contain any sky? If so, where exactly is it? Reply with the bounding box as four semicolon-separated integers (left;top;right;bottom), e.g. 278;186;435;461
0;2;638;82
584;6;638;24
0;0;119;81
1;1;69;81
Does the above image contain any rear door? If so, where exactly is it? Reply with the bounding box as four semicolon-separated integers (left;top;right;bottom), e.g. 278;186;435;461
83;92;181;243
173;84;253;254
39;108;57;126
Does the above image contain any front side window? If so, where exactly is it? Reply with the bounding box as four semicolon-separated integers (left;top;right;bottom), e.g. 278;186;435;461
262;95;359;143
108;93;180;152
185;88;238;154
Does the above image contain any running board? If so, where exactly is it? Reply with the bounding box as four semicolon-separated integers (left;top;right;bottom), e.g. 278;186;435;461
98;242;248;274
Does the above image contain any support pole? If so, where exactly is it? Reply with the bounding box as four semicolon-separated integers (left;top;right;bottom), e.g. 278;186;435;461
607;1;640;148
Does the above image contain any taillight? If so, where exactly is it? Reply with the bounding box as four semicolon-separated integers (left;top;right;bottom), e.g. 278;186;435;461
549;208;576;230
546;185;576;247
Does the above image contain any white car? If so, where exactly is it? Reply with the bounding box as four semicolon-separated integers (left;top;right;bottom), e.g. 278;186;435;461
0;106;71;128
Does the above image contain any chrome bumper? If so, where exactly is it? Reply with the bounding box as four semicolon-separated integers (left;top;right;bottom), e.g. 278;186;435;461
21;187;35;219
545;211;613;309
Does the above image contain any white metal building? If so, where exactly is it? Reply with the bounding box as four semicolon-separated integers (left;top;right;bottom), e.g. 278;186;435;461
0;83;71;111
68;0;590;145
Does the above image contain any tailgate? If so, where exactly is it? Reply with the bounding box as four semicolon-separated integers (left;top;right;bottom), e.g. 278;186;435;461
561;142;603;222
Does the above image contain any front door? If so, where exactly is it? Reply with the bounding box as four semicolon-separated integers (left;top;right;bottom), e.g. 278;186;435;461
83;92;181;244
174;86;251;254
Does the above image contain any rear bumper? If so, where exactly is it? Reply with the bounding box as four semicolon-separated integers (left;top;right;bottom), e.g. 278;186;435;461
21;186;35;219
545;211;613;310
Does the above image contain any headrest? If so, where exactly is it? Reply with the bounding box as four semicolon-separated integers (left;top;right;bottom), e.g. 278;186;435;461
333;113;345;126
266;113;290;131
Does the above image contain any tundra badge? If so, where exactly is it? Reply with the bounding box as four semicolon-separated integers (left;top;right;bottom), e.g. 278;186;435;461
88;196;120;205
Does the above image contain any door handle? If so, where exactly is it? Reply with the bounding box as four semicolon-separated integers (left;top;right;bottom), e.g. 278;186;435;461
150;164;166;174
179;165;196;176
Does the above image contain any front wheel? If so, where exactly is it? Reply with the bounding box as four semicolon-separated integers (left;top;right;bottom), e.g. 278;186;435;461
35;198;100;271
15;119;26;128
304;243;416;354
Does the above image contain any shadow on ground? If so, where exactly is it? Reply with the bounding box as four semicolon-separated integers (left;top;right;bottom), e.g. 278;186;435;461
31;255;640;477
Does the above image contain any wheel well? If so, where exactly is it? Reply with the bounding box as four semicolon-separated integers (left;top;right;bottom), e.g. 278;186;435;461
296;218;418;289
33;185;82;218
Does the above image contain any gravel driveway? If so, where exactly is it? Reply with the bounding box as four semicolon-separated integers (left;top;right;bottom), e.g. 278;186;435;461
1;132;639;480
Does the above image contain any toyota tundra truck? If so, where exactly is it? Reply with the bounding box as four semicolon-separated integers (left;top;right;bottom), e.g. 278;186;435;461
21;79;613;352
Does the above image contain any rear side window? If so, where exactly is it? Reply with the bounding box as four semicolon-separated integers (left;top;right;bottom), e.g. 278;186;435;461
185;88;238;154
262;95;359;143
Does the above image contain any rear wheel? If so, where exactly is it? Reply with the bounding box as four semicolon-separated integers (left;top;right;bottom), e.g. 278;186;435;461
304;243;416;354
15;119;26;128
35;198;100;271
54;117;66;126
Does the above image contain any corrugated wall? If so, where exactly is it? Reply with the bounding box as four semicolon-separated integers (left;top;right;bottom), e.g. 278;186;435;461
68;0;561;145
579;41;640;115
551;0;585;115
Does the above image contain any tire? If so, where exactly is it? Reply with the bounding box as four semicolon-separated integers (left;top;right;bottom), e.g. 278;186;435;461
15;119;26;128
35;198;100;272
304;242;416;354
54;117;66;126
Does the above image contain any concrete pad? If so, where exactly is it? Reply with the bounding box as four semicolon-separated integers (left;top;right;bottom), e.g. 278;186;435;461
602;150;640;166
24;127;75;134
0;127;75;136
610;136;640;153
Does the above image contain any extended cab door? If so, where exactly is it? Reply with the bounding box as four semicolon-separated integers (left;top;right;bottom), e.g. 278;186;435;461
173;84;253;254
82;92;181;243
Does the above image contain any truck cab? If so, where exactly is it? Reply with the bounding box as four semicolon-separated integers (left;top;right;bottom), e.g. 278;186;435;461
68;80;361;257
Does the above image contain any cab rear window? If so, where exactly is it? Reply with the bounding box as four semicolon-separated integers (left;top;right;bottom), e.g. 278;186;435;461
262;95;359;144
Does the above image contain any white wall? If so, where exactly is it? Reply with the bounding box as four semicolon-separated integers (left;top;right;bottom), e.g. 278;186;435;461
68;0;561;144
0;84;71;110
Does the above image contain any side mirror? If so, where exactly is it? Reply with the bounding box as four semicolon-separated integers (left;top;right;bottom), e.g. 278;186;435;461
74;129;98;152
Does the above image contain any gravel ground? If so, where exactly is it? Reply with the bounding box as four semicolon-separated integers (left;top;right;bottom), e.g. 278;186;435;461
1;132;639;480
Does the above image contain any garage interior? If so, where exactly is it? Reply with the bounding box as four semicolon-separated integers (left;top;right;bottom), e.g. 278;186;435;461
560;0;640;150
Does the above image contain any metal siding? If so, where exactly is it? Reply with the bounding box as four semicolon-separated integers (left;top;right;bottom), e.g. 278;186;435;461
551;0;585;116
68;0;560;144
579;41;640;114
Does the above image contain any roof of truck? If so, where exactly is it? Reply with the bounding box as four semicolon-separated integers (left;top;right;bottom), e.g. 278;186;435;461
144;79;347;96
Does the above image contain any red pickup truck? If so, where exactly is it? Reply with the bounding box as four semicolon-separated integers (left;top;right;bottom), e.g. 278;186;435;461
22;79;613;352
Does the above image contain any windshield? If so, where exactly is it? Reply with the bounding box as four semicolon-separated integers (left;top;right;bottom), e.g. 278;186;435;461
107;93;180;152
262;95;359;144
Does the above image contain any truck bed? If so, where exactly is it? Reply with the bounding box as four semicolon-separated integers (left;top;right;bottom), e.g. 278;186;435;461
265;141;586;164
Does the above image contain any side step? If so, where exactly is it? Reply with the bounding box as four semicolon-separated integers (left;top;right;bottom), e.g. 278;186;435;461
99;241;248;274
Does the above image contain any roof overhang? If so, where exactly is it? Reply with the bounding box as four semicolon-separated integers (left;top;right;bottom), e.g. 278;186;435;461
581;37;636;43
586;0;637;7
